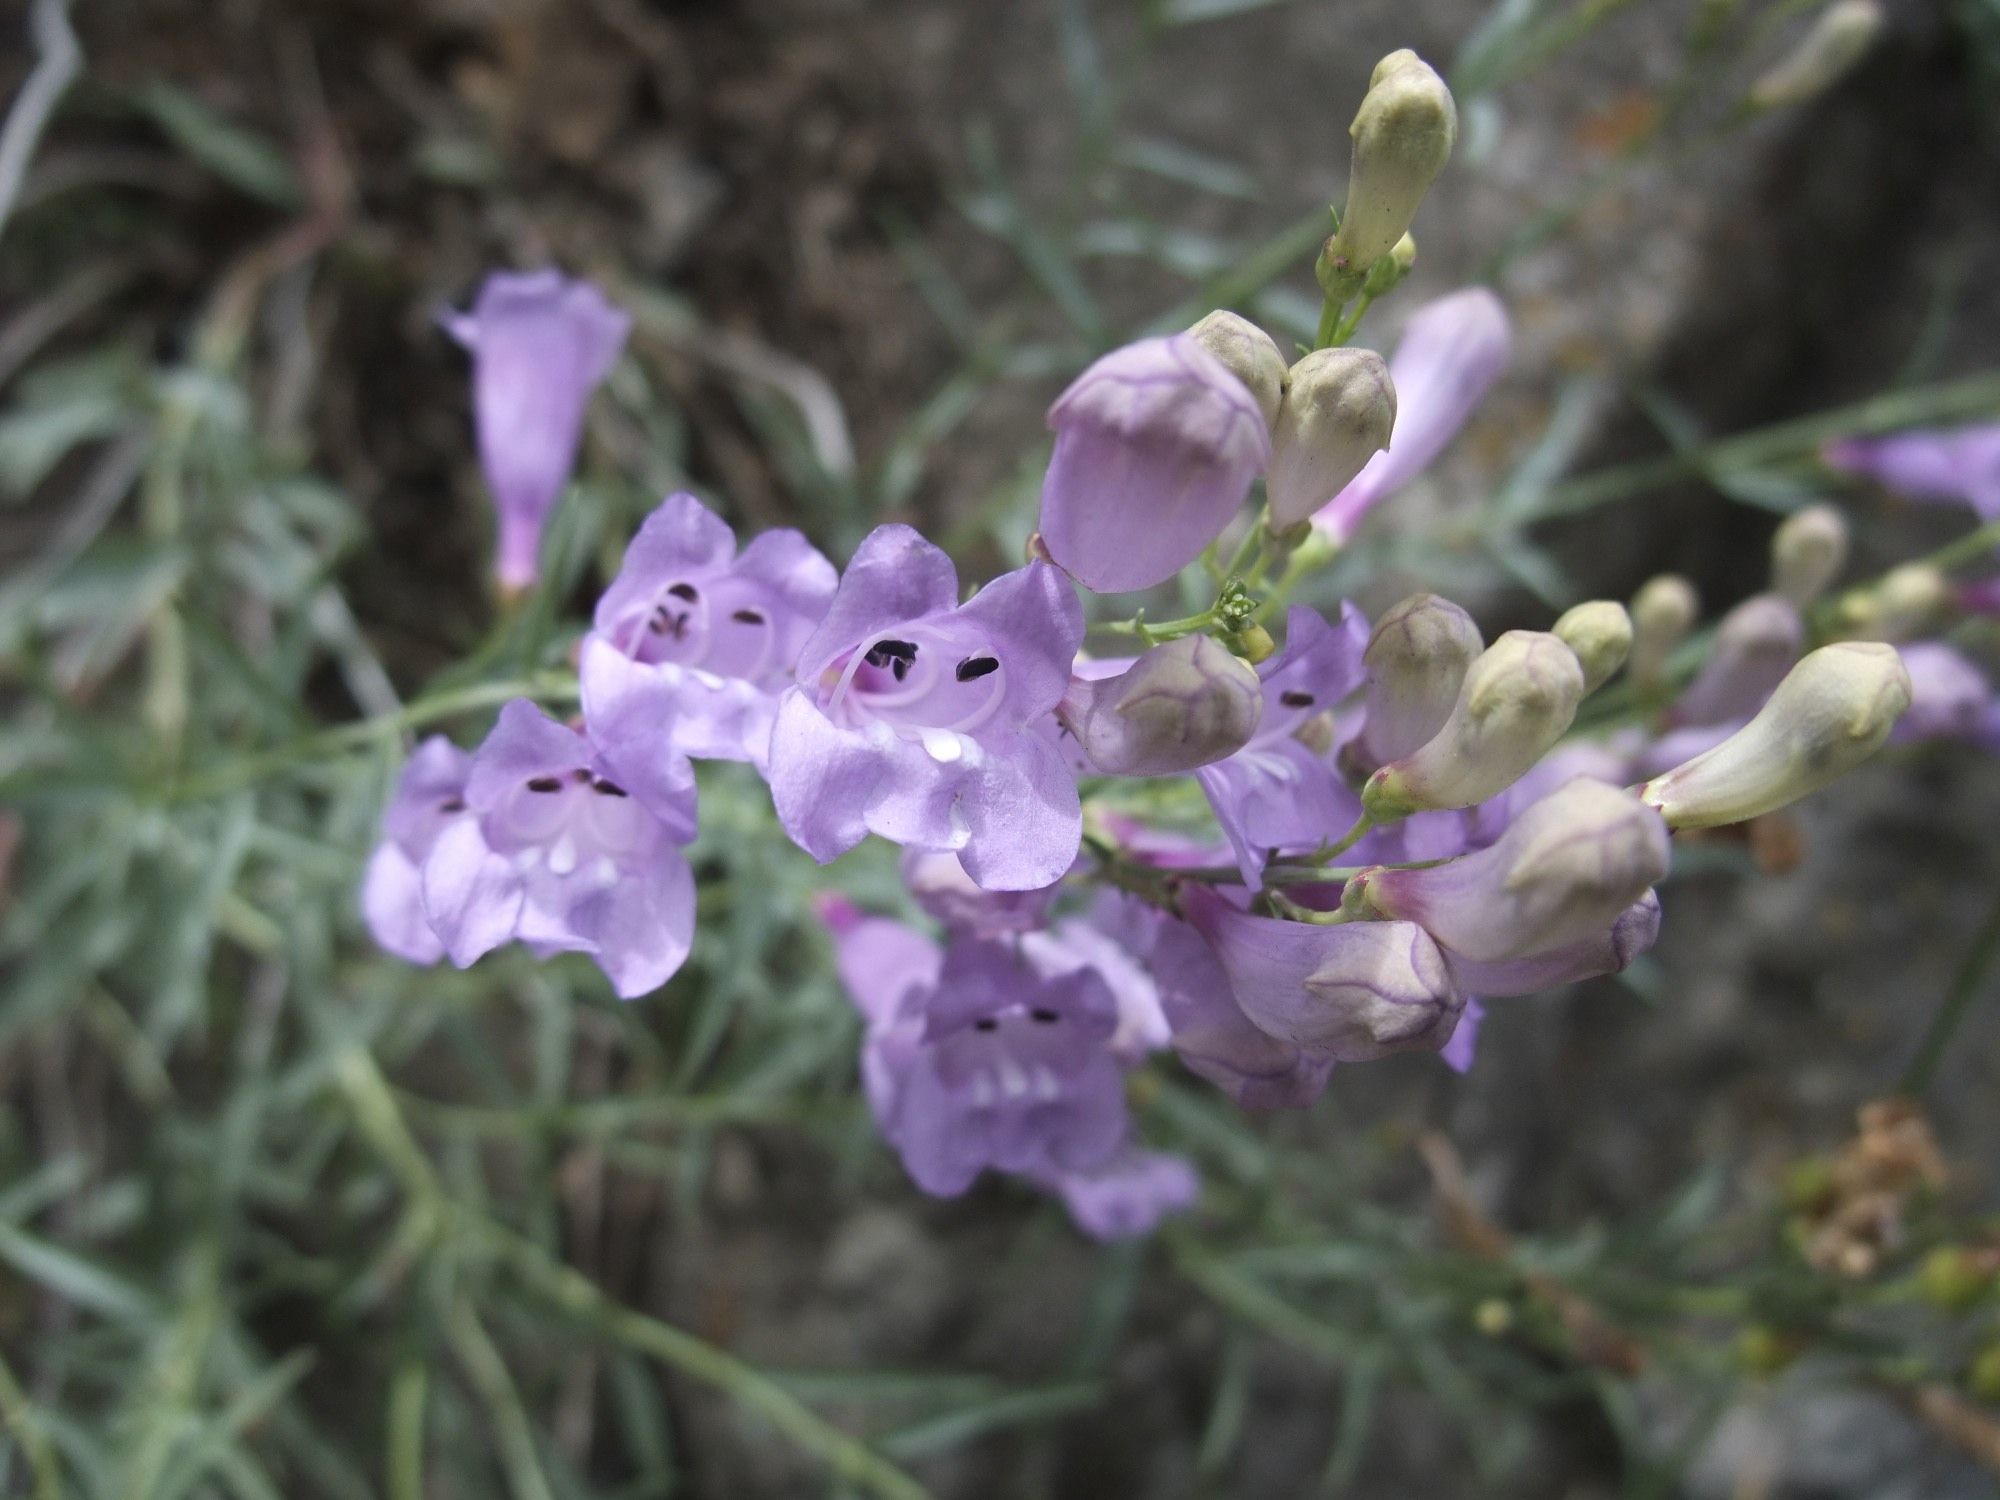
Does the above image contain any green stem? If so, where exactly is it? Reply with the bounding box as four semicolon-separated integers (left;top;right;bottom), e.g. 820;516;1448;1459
1899;888;2000;1096
1315;294;1345;350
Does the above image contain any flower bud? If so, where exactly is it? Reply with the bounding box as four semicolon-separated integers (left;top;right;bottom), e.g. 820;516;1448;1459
1058;636;1263;777
1265;348;1396;528
1038;335;1272;594
1183;885;1462;1062
1746;0;1882;112
1323;50;1457;284
1839;562;1950;643
1362;630;1586;820
1669;593;1805;729
1360;232;1419;299
1770;504;1849;606
1439;890;1660;997
1347;592;1484;774
1186;310;1287;429
1553;600;1632;694
1639;641;1913;830
1628;574;1699;691
1346;779;1668;961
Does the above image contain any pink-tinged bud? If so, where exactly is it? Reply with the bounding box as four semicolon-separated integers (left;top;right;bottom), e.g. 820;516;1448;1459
1314;288;1513;542
1182;885;1462;1062
1552;601;1632;694
1770;504;1849;607
1440;891;1660;997
1347;592;1484;774
1038;335;1272;594
1639;642;1913;830
1058;636;1263;777
1628;574;1699;692
1362;630;1585;819
444;270;630;591
1666;593;1802;728
1322;50;1457;284
1346;779;1670;963
1187;310;1287;429
1266;349;1396;528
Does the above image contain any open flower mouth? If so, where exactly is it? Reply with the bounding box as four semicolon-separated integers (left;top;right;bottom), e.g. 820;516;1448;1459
822;626;1010;737
614;577;780;682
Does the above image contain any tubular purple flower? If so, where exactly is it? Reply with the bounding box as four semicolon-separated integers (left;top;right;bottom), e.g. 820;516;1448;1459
1440;890;1661;997
768;526;1085;890
1666;593;1803;729
1057;634;1263;777
1182;884;1463;1062
1346;778;1669;964
1346;592;1483;774
362;736;473;964
419;700;698;999
1036;335;1272;594
1313;288;1512;542
1823;425;2000;520
1034;1149;1201;1242
580;492;836;770
444;270;631;590
1196;604;1373;887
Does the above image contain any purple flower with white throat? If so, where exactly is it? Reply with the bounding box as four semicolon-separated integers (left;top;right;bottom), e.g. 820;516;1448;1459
1182;884;1463;1062
836;931;1129;1198
445;270;631;592
362;736;473;964
419;700;697;1000
1196;604;1372;887
1823;425;2000;520
1037;335;1272;594
580;492;836;769
768;526;1085;891
1313;288;1512;543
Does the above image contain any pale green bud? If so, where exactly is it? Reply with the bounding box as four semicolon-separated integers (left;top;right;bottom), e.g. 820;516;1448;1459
1325;51;1457;283
1770;504;1850;606
1872;563;1949;643
1348;592;1484;773
1747;0;1883;112
1360;232;1419;300
1628;574;1699;690
1638;641;1912;830
1265;348;1396;527
1059;636;1263;778
1553;600;1633;694
1187;310;1288;430
1362;629;1586;820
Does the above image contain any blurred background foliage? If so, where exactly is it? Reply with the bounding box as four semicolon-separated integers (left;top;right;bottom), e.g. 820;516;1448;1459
3;0;2000;1495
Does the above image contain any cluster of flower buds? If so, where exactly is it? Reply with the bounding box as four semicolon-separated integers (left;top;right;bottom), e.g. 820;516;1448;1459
359;59;1973;1233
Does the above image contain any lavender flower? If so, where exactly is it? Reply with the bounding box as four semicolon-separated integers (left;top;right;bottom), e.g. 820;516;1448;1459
419;700;697;999
768;526;1085;891
1058;634;1264;777
1440;890;1661;996
362;736;473;964
1197;604;1373;887
1893;643;2000;749
853;936;1129;1198
1823;425;2000;519
580;492;836;770
1183;884;1463;1062
444;270;631;591
1665;593;1802;730
1347;778;1669;964
1034;1148;1201;1241
1439;999;1484;1074
1313;288;1512;542
1037;336;1272;594
901;848;1063;938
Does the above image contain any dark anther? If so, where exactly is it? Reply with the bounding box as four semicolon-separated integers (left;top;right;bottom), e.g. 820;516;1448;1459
572;767;594;782
526;776;563;793
591;778;629;798
667;583;699;602
439;797;466;813
731;608;767;625
1279;691;1314;708
956;656;1000;682
865;638;918;682
973;1017;999;1032
1028;1007;1060;1024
